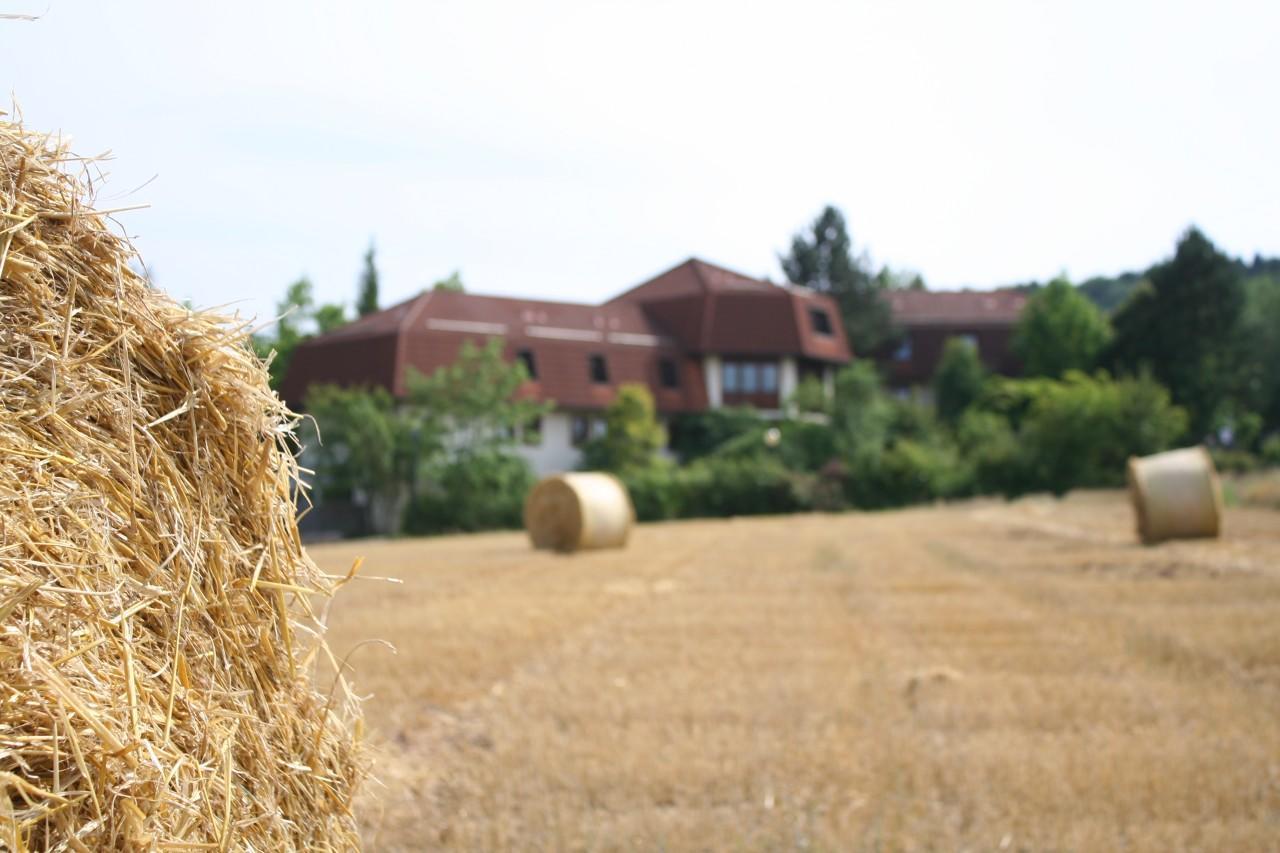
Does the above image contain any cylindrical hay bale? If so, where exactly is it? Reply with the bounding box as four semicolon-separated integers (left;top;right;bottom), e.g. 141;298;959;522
525;472;634;552
1127;446;1223;545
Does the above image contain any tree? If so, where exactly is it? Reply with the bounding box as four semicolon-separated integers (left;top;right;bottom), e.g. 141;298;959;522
252;276;346;390
304;384;421;535
780;205;894;353
582;383;666;472
1233;274;1280;434
1104;227;1244;438
432;271;465;292
933;337;986;423
259;277;315;390
356;243;379;317
1012;277;1111;378
306;338;548;536
405;338;549;454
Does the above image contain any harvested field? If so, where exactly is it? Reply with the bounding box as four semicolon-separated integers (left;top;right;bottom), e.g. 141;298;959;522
314;491;1280;851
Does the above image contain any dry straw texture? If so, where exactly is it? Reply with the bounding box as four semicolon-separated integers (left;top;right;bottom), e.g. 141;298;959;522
0;116;363;850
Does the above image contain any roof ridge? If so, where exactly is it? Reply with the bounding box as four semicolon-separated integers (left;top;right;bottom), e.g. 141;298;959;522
393;290;433;395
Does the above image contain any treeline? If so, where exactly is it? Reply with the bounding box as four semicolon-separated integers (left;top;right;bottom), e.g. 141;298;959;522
792;206;1280;448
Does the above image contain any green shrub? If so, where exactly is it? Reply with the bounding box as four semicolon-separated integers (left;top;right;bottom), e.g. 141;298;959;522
580;383;665;472
933;337;987;423
1262;435;1280;466
845;440;968;509
621;465;684;522
667;408;763;462
1019;370;1187;494
404;450;535;534
707;419;837;473
680;456;810;517
954;408;1032;497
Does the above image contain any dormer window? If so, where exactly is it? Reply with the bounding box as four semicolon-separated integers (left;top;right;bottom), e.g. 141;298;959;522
809;307;834;336
589;354;610;384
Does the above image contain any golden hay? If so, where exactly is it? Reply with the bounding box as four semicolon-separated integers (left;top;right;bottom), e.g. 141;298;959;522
0;117;363;849
524;472;633;553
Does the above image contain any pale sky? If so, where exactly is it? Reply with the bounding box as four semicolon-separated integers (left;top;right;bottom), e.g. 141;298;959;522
5;1;1277;327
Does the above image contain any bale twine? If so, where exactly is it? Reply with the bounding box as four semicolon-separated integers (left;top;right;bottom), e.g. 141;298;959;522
1127;446;1223;545
524;472;634;552
0;119;363;848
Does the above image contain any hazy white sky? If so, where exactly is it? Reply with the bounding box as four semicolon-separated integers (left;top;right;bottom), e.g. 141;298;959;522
5;1;1277;325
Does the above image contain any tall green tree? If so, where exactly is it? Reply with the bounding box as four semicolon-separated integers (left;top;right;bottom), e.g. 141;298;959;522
432;271;465;292
780;205;894;353
258;277;314;390
933;337;987;424
252;276;346;390
1104;227;1244;438
583;384;666;472
1012;277;1111;378
356;243;379;317
1233;274;1280;433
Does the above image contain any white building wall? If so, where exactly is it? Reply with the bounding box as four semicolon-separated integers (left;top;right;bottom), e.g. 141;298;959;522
514;412;582;478
704;355;723;408
779;356;798;413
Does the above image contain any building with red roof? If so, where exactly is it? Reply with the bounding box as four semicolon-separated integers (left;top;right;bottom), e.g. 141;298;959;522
282;258;851;475
879;288;1028;389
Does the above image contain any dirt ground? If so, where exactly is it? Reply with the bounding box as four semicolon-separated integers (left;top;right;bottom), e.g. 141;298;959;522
311;491;1280;851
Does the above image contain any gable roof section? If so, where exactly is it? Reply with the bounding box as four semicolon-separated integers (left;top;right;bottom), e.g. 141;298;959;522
887;289;1027;327
611;258;852;361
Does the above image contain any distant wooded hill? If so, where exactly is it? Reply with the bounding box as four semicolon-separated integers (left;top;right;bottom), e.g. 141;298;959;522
1008;254;1280;313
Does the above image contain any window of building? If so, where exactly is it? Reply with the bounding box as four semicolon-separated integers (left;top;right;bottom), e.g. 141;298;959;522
809;307;834;336
589;354;609;384
659;358;679;389
517;349;538;380
590;417;607;439
894;335;913;362
760;363;779;393
571;415;590;446
723;362;740;393
722;359;781;398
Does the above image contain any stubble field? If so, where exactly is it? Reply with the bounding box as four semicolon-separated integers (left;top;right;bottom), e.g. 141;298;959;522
312;491;1280;851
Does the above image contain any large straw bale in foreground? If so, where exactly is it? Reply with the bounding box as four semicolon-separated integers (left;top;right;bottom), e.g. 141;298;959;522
524;472;634;552
1127;446;1223;545
0;119;362;848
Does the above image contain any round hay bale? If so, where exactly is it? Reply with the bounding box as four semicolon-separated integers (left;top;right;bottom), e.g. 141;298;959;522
1127;446;1223;545
524;472;634;552
0;120;363;848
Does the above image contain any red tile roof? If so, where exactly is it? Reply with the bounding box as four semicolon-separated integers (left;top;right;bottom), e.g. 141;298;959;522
886;289;1027;327
281;257;852;412
612;258;853;361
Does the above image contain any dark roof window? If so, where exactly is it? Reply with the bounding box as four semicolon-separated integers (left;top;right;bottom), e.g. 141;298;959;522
517;349;538;380
659;358;679;389
589;354;610;384
809;307;834;336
